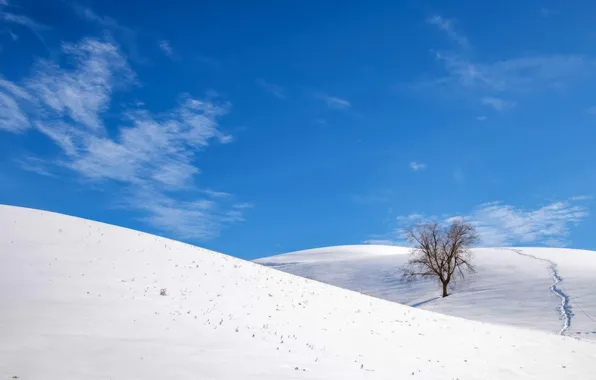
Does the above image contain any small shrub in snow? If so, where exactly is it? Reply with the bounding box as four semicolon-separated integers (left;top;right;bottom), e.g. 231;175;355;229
160;288;167;296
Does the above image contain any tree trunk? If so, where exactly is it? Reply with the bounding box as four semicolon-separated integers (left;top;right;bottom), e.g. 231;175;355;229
442;282;449;297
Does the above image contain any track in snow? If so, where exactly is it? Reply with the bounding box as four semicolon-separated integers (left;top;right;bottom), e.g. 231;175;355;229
502;248;573;335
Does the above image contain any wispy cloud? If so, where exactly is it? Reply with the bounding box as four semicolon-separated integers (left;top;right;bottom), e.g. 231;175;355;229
0;91;29;132
256;78;286;99
74;5;145;63
0;8;49;44
369;198;589;247
409;161;426;171
29;39;135;131
476;115;488;121
0;77;34;101
362;239;400;246
464;200;588;247
0;76;35;132
427;15;469;48
6;28;18;40
317;94;351;110
199;189;233;199
125;187;249;240
420;17;596;111
481;96;516;111
431;52;594;94
158;39;176;59
0;38;247;240
62;96;231;188
569;194;592;201
14;155;55;177
0;11;48;31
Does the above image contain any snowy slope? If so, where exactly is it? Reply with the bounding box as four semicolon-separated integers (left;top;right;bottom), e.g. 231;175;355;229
256;245;596;342
1;206;595;380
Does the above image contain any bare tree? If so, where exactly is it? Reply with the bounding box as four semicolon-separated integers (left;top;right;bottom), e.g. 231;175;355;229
402;219;479;297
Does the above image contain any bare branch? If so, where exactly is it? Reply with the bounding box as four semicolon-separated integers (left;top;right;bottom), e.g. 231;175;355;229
401;219;479;297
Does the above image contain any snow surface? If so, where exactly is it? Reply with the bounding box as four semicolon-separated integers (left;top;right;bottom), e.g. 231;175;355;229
1;205;596;379
257;245;596;342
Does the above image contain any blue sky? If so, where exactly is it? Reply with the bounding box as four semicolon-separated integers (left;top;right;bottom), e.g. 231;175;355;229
1;0;595;259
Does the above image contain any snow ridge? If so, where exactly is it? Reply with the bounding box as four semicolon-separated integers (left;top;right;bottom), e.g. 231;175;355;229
503;248;573;335
4;207;596;378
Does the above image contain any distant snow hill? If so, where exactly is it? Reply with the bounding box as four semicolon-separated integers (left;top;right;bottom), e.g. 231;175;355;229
256;245;596;342
1;206;595;379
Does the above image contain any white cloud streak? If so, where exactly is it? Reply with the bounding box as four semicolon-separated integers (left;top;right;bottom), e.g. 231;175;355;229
0;8;49;44
199;189;233;199
256;79;286;99
74;5;145;63
6;28;18;40
481;96;516;111
467;201;588;247
568;194;592;201
0;38;247;240
432;52;594;94
0;91;29;132
421;18;596;112
127;187;250;240
0;77;34;101
317;94;351;110
158;40;175;59
427;15;469;48
28;39;135;131
64;97;231;188
0;11;48;32
14;155;55;177
409;161;426;171
362;239;400;246
374;198;589;248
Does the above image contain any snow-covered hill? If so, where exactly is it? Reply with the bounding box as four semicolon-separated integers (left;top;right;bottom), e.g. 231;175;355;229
1;206;595;379
256;245;596;342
